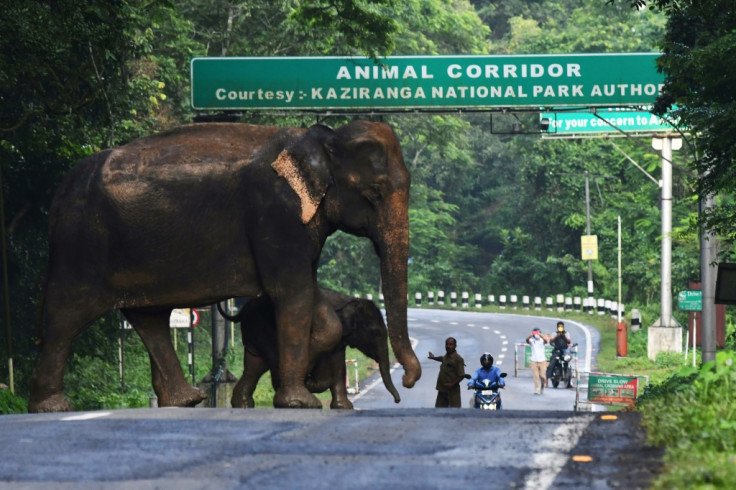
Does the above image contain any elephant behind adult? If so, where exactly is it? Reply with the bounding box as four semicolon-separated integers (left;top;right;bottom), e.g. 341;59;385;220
227;288;400;409
29;121;421;412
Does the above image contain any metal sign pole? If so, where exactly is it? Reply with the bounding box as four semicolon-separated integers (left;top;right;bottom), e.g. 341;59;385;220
692;316;697;367
188;312;195;384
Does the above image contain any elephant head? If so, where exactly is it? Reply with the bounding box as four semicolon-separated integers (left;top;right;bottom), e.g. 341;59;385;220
271;121;421;389
321;288;400;403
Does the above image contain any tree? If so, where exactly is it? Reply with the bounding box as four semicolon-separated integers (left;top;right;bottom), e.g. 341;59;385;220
614;0;736;253
0;0;178;394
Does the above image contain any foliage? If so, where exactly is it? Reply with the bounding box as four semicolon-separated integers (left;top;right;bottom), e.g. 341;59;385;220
0;388;27;414
392;0;490;54
319;232;381;296
290;0;398;59
611;0;736;253
637;351;736;488
0;0;186;399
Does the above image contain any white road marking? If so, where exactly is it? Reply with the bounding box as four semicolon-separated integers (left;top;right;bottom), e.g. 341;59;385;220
61;412;111;421
523;415;595;490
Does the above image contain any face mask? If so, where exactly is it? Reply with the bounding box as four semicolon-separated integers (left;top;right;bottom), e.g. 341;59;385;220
533;334;540;339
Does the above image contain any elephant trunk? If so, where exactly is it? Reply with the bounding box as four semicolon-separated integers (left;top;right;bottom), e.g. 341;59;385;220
377;344;401;403
377;190;421;389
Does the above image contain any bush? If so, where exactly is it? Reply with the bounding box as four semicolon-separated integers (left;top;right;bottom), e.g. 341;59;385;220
638;351;736;488
0;388;28;414
653;351;684;369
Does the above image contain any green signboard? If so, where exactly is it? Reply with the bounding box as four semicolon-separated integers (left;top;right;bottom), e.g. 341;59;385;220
541;108;675;135
190;53;663;111
522;345;554;368
677;290;703;311
588;373;639;405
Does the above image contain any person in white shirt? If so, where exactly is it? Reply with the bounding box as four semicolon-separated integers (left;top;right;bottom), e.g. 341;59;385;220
526;328;548;395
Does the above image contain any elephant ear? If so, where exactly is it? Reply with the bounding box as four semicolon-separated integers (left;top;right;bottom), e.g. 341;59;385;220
271;124;334;224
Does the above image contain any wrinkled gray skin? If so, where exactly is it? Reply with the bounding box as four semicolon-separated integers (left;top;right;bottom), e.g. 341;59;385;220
29;121;420;413
224;288;401;409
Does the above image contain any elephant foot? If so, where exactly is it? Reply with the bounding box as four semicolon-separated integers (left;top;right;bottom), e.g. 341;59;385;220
329;398;354;410
273;386;323;409
231;392;255;409
29;393;75;413
158;386;207;408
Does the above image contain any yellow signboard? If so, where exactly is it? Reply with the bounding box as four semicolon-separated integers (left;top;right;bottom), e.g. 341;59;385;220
581;235;598;260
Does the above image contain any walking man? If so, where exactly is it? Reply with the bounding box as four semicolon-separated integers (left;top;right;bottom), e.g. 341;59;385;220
526;328;547;395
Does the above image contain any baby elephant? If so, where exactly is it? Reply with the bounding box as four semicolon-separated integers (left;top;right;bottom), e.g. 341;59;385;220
226;288;401;409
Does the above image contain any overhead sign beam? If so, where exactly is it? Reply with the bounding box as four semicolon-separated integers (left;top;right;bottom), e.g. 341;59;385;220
190;53;663;112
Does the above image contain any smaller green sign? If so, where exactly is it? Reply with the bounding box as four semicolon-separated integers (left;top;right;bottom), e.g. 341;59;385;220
588;374;639;404
541;108;675;135
677;290;702;311
523;345;554;368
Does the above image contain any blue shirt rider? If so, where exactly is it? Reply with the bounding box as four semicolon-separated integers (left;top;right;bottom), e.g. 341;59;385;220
469;353;505;393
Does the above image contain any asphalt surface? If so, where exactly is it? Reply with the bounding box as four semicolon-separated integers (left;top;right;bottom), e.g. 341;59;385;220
0;309;662;488
0;408;662;489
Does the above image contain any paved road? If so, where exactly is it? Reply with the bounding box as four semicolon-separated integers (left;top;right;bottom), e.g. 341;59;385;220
353;308;601;411
0;310;662;488
0;408;661;489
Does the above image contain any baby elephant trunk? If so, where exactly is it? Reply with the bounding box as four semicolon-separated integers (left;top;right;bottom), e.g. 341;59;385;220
377;343;401;403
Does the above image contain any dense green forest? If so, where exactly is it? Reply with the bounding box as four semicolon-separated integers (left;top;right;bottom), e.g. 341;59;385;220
1;0;734;400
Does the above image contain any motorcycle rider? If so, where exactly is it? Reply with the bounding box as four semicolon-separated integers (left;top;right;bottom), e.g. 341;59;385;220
468;353;506;408
547;321;572;388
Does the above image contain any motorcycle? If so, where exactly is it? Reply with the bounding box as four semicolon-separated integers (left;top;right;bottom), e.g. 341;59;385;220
466;373;507;410
549;343;578;388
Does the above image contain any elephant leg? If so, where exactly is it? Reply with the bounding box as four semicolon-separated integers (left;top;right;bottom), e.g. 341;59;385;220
270;294;326;409
29;293;108;413
29;314;79;412
232;348;268;408
122;308;206;408
324;349;353;409
305;358;332;393
303;348;353;409
273;293;343;408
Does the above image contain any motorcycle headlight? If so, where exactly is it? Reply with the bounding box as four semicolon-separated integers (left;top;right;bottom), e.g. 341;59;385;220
564;355;571;362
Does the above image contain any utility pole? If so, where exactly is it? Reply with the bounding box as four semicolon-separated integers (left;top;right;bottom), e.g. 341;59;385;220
584;171;594;310
648;136;682;359
700;192;717;364
0;160;13;393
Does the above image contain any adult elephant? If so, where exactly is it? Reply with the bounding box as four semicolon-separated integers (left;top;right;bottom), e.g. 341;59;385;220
29;121;421;412
225;288;400;409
